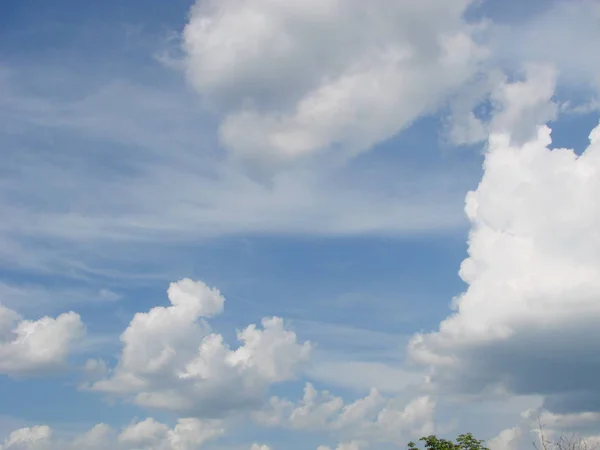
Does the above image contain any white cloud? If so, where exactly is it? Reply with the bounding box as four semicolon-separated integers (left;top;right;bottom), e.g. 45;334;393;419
486;407;600;450
307;360;423;395
487;64;557;144
0;426;52;450
90;279;311;416
1;0;598;286
0;303;85;377
0;418;223;450
445;63;557;146
487;427;523;450
255;383;435;445
6;3;600;449
446;0;600;135
534;410;600;432
444;69;506;146
119;418;224;450
183;0;485;162
71;424;115;450
408;64;600;414
318;441;366;450
118;419;169;447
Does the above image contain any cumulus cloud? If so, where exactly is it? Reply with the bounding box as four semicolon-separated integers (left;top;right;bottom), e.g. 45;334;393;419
0;425;52;450
0;303;85;377
255;382;435;445
487;64;557;144
487;407;600;450
408;64;600;415
487;426;523;450
90;279;311;417
183;0;485;162
445;0;600;143
318;441;366;450
118;418;223;450
0;418;223;450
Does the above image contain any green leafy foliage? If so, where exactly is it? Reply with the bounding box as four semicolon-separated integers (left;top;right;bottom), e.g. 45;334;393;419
408;433;490;450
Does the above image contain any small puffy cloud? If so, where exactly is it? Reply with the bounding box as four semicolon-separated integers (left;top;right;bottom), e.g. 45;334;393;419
250;445;271;450
118;418;169;447
408;68;600;415
318;442;366;450
91;279;311;417
336;443;365;450
106;279;224;384
183;0;484;162
119;418;224;450
0;426;52;450
487;427;523;450
0;418;223;450
255;383;435;444
521;409;600;438
0;303;85;377
83;358;109;382
166;278;225;318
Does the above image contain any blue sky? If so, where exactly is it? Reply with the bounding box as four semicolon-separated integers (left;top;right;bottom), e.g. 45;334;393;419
1;1;600;450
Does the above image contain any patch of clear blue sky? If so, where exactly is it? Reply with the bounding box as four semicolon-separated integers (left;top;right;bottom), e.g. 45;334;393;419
0;0;193;49
0;0;584;435
466;0;559;24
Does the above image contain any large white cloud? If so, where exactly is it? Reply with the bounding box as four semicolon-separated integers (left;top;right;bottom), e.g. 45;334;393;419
408;63;600;415
0;418;223;450
183;0;484;162
0;303;84;377
90;279;311;417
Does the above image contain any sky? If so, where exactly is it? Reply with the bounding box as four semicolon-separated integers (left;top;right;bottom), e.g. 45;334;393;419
0;0;600;449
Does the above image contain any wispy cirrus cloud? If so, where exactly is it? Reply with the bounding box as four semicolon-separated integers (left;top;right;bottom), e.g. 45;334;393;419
0;63;476;279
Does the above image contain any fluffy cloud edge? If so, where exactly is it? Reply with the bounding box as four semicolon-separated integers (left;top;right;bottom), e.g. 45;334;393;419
0;303;85;377
87;279;312;417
